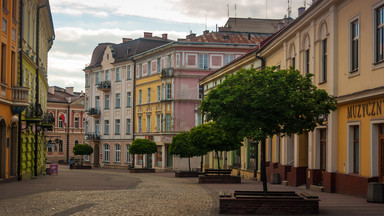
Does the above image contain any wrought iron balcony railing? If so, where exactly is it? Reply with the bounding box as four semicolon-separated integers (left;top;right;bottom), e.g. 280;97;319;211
97;80;111;91
85;132;101;140
161;67;174;78
40;113;55;131
87;108;100;117
25;104;43;119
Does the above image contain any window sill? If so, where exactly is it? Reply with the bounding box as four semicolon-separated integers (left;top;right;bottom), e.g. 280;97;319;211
348;69;360;78
318;80;327;85
126;106;132;108
116;80;121;82
115;133;120;135
115;107;121;109
126;133;131;135
104;108;109;110
372;60;384;71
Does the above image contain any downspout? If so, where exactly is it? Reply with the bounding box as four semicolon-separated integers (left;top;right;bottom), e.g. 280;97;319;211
34;2;48;177
17;0;23;181
131;58;136;168
255;53;266;69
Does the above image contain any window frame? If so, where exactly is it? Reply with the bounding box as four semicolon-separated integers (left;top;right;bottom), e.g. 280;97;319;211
126;119;131;135
147;87;151;103
127;65;132;80
126;92;131;107
115;119;120;135
165;114;171;131
199;54;208;69
116;67;121;82
103;144;110;162
115;144;121;162
104;120;109;135
115;93;121;108
349;16;360;76
347;122;360;174
138;90;142;105
146;115;151;132
105;94;110;109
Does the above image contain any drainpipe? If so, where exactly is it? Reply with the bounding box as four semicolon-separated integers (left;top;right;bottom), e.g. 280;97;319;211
34;2;48;177
17;0;23;181
131;58;136;168
255;53;266;69
66;98;71;162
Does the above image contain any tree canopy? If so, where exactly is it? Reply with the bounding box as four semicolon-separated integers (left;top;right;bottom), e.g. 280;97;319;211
200;67;337;141
73;144;93;156
170;132;198;158
129;138;157;155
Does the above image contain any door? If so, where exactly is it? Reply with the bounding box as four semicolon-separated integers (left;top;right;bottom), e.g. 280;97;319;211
379;124;384;182
93;144;99;167
146;154;152;168
319;129;327;185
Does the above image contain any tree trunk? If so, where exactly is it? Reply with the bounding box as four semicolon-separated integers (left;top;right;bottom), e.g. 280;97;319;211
80;155;83;167
261;139;268;196
216;151;220;174
200;155;203;172
132;154;135;168
188;157;191;172
142;154;144;168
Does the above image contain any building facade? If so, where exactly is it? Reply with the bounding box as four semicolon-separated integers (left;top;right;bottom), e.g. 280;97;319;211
45;86;85;163
84;34;171;168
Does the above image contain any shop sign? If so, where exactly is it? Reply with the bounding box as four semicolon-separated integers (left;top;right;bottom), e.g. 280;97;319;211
347;99;384;119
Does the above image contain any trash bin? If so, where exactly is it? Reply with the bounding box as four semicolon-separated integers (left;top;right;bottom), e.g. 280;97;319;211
367;182;384;203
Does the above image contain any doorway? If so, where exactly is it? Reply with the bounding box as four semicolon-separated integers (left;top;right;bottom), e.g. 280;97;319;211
379;124;384;182
93;144;99;167
319;128;327;185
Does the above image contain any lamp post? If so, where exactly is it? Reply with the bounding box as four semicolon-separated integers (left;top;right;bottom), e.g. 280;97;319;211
66;97;71;163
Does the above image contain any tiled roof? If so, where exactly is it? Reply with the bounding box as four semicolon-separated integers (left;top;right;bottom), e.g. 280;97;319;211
223;17;291;34
47;86;82;103
182;31;271;44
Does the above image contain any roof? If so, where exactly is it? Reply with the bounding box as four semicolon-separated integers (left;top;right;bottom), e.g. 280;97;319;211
180;31;271;44
223;17;293;34
86;37;172;69
47;86;83;103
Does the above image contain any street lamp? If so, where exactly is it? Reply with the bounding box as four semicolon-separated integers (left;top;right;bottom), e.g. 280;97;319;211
66;97;71;163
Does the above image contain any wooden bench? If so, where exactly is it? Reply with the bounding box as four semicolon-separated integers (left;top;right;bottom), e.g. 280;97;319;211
203;169;232;175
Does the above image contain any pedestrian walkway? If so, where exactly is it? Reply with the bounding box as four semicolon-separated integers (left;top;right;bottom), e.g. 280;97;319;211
0;166;383;215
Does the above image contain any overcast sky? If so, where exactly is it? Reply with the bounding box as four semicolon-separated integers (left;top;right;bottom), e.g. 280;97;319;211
48;0;307;92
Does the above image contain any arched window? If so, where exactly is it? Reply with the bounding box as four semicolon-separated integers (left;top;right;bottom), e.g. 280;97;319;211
84;144;90;162
302;34;310;74
75;140;79;146
319;21;328;83
115;144;121;162
59;140;63;152
126;144;132;163
289;43;296;69
103;144;110;162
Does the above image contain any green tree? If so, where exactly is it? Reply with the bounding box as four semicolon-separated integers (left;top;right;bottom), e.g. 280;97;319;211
129;138;157;168
188;122;241;171
170;132;198;172
200;67;337;194
73;144;93;166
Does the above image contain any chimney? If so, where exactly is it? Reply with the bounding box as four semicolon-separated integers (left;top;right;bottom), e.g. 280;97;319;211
203;30;209;35
162;33;168;40
48;86;55;94
298;7;305;16
122;38;132;43
144;32;152;38
65;87;74;95
186;33;196;39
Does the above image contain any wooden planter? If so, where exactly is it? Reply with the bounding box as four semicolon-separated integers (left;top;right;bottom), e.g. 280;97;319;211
129;168;156;173
73;166;92;169
220;191;319;214
175;171;199;178
198;175;241;183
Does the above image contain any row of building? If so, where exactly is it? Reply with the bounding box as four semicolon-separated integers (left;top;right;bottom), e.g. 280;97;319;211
0;0;55;182
201;0;384;198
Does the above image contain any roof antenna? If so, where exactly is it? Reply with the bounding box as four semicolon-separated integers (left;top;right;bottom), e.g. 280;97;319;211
266;0;268;19
227;3;229;18
287;0;292;18
205;14;207;30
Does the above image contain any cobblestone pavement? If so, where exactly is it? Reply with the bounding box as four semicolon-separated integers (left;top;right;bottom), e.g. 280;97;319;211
0;166;214;216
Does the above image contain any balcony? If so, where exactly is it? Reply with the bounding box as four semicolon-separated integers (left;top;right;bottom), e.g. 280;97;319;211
24;104;43;124
97;80;111;92
85;133;101;141
40;113;55;131
11;86;29;114
161;67;174;78
87;108;100;117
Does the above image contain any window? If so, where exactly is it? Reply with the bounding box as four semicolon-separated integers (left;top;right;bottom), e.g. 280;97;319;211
156;114;161;132
225;54;234;65
95;72;100;85
85;98;88;110
291;57;296;69
103;144;110;162
74;117;79;129
139;64;143;78
199;54;208;69
105;69;110;81
126;119;131;134
138;116;142;132
376;6;384;62
95;96;100;109
95;120;100;134
157;58;161;73
127;65;131;80
305;49;310;74
166;84;172;100
147;115;151;132
126;144;132;163
1;43;6;83
84;144;90;161
148;61;151;75
156;146;162;166
348;124;360;174
104;120;109;135
352;125;360;173
75;140;79;146
157;86;161;102
115;119;120;135
138;90;142;105
351;20;359;72
147;88;151;103
85;121;88;134
290;44;296;69
115;144;121;162
115;93;120;108
85;74;89;87
105;94;110;109
59;118;63;128
2;0;7;10
12;0;16;19
47;146;52;152
321;39;327;82
116;67;121;81
59;141;63;152
166;114;171;131
126;92;131;107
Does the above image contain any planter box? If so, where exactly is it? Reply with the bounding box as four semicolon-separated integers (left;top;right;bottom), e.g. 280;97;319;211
367;182;384;203
175;171;199;178
198;175;241;184
129;168;156;173
73;166;92;169
220;191;319;215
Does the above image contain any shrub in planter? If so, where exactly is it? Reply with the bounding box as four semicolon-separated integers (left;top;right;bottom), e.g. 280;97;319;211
170;132;199;173
129;138;157;169
73;144;93;167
